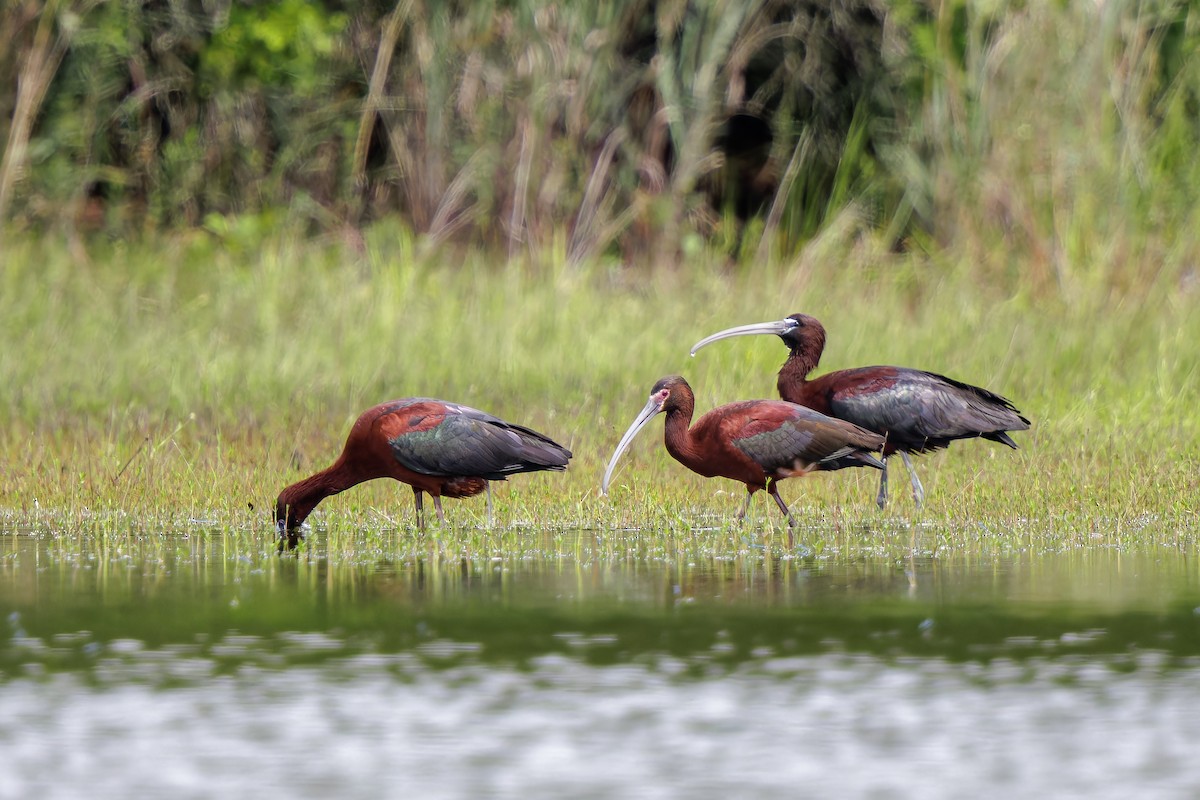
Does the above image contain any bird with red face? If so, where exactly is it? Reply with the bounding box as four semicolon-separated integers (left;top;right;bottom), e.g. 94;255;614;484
602;375;885;529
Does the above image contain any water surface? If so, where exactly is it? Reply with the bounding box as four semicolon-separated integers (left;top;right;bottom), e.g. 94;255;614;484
2;529;1199;798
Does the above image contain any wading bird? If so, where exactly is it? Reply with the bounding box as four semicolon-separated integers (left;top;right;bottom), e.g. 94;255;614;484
601;376;885;530
275;398;572;549
690;313;1030;509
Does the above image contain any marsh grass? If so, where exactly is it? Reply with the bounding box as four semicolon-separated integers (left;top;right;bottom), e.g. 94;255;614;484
3;3;1198;569
1;225;1197;559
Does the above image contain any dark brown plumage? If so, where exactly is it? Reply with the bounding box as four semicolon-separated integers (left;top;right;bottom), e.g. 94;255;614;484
275;399;572;548
601;376;885;529
691;314;1030;508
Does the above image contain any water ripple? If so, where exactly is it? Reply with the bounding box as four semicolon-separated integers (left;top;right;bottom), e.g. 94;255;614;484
1;654;1198;799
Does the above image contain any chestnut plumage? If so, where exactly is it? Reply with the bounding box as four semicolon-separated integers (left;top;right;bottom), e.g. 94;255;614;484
602;376;885;528
691;313;1030;508
275;398;571;547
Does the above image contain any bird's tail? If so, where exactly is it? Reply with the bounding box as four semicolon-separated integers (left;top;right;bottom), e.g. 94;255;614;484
819;448;885;471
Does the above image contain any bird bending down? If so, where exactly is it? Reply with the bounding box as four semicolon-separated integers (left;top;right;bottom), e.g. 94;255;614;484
601;376;885;530
275;398;572;549
690;313;1031;509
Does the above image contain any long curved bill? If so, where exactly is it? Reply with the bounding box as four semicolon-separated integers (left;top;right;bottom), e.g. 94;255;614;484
601;397;665;495
689;318;797;356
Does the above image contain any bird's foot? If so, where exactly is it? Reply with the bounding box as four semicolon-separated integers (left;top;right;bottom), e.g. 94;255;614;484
791;541;814;559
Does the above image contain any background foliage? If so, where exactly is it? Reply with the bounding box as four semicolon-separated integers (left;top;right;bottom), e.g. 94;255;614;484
1;0;1195;289
1;1;1199;539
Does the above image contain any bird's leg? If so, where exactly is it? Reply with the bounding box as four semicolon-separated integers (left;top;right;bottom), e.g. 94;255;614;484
413;488;427;532
485;481;494;528
767;480;796;527
767;480;797;549
900;451;925;508
433;495;447;525
735;488;755;524
875;456;890;509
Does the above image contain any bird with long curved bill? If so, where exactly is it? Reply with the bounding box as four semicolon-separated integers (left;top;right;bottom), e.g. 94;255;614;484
275;398;572;550
601;376;885;532
690;313;1030;509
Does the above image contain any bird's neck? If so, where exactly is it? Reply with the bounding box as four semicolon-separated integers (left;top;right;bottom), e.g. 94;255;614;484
275;461;358;526
779;348;819;399
662;406;702;469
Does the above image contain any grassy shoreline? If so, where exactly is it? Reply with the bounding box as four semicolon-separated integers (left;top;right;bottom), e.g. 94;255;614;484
1;228;1197;553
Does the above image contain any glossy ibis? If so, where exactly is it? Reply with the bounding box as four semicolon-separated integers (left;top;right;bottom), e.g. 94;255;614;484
690;313;1030;508
275;398;572;547
601;376;885;529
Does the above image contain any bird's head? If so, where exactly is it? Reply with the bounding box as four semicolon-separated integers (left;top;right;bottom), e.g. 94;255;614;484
778;314;825;352
275;496;308;533
601;376;693;495
275;498;308;553
647;375;692;414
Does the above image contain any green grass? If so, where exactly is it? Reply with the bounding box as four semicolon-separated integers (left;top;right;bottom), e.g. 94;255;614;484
1;225;1197;557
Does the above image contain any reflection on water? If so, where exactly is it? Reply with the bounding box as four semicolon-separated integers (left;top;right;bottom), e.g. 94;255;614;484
2;529;1200;798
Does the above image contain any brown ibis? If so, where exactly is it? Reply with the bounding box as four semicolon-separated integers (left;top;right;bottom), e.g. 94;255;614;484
690;313;1030;508
275;398;572;548
601;376;885;529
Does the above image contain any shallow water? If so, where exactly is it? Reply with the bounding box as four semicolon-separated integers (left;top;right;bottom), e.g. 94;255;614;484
2;529;1200;798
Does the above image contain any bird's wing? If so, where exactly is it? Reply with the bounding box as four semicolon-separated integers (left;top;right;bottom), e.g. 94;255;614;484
829;369;1028;445
387;403;571;479
728;403;871;472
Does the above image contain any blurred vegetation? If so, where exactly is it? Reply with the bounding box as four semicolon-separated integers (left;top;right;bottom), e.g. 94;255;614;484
0;0;1194;291
0;227;1197;543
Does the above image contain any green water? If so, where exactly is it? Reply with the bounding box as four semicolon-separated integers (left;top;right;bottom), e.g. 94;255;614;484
2;528;1200;798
